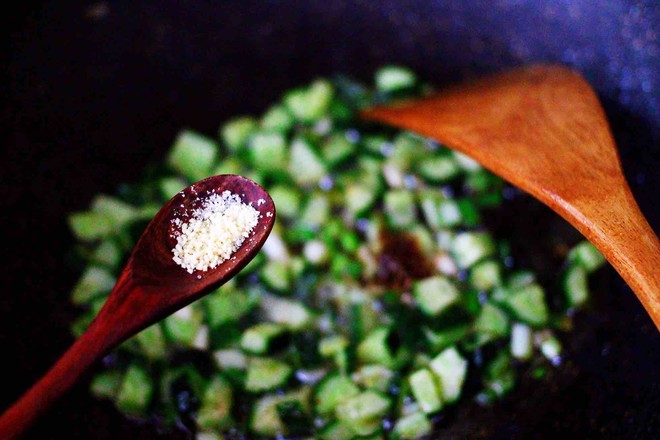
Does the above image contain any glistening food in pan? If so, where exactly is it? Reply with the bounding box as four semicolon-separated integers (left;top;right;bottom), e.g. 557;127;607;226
68;66;605;439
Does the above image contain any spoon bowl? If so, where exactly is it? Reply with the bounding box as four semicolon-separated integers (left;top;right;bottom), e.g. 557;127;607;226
0;174;275;439
362;64;660;329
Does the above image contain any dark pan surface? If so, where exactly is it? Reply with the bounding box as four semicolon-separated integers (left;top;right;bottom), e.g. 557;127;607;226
2;1;658;438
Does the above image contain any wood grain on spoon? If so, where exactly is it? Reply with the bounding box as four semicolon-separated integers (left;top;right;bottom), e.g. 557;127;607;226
0;175;276;440
362;64;660;329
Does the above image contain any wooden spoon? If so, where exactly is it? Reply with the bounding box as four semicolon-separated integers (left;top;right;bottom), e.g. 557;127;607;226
0;174;276;439
362;64;660;329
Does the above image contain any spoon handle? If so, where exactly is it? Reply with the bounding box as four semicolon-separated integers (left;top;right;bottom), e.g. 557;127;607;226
0;273;138;439
577;184;660;328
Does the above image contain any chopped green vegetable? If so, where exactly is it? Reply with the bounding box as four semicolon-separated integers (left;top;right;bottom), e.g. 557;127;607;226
564;265;589;307
375;65;417;92
197;375;233;430
69;69;606;438
429;346;467;403
241;323;286;354
220;116;257;152
384;190;417;227
413;276;459;316
510;322;533;360
452;231;496;268
289;137;327;186
568;241;606;273
285;79;334;122
315;374;360;415
168;130;217;181
116;365;153;416
335;390;391;436
392;411;432;439
409;368;443;413
503;284;549;326
71;266;115;304
247;131;288;172
245;357;292;392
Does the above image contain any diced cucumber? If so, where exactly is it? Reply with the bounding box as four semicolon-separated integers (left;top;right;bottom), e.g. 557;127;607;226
537;332;562;362
116;364;153;416
464;169;491;191
211;156;242;177
568;241;606;273
469;260;502;291
260;260;291;292
409;369;443;413
357;326;399;368
429;346;467;403
269;185;302;220
247;131;288;172
134;323;167;360
203;289;256;327
452;151;481;172
475;303;510;343
299;193;330;229
413;276;459;316
261;294;312;330
452;231;496;268
418;155;460;183
220;116;257;152
90;370;123;400
484;350;516;397
564;264;589;307
196;432;222;440
317;421;355;440
163;305;203;347
504;283;549;326
285;80;334;122
261;105;294;132
158;176;187;200
351;364;394;392
91;195;141;230
345;184;378;216
375;66;417;92
434;229;456;251
419;189;463;229
241;323;286;354
245;357;292;392
319;335;349;358
303;239;328;265
390;132;425;170
68;211;112;241
196;375;233;430
251;394;287;436
335;390;391;436
510;323;533;360
168;130;218;181
261;230;291;263
92;239;123;269
323;133;356;166
314;374;360;415
508;270;536;287
289;138;327;186
71;266;115;304
392;411;432;439
384;190;416;228
213;349;247;370
362;134;390;155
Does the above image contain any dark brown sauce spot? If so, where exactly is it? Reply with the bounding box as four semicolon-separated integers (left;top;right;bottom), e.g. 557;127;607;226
375;229;434;290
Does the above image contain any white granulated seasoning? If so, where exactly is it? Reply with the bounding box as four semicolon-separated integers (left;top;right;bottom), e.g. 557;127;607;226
172;190;260;274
